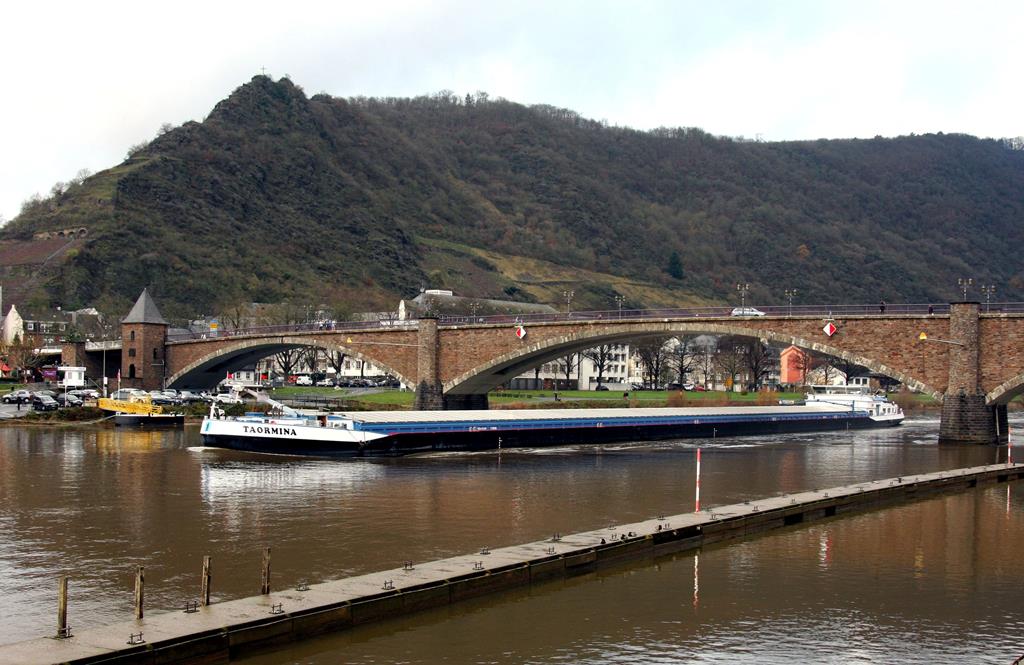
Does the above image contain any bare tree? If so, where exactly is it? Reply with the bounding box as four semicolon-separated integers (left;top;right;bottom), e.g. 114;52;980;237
635;340;669;389
299;347;320;376
740;339;776;391
832;357;867;384
326;349;348;377
691;338;718;389
557;352;579;389
582;344;614;387
713;344;746;392
667;336;698;385
273;348;302;380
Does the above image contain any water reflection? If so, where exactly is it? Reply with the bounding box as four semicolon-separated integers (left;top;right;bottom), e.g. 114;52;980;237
0;415;1021;662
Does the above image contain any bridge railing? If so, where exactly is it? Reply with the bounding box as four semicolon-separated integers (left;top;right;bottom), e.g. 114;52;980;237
166;302;1024;341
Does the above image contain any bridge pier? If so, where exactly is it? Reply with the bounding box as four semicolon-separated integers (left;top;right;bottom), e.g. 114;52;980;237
413;316;445;410
938;302;1004;445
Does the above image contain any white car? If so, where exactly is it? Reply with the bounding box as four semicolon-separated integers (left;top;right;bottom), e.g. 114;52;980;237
316;378;335;387
730;307;765;317
213;393;242;405
295;376;313;386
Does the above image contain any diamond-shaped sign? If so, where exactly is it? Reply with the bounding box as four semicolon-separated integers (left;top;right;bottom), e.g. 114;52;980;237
515;325;527;339
822;322;837;337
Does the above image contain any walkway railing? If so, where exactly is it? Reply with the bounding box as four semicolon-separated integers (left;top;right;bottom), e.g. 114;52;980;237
165;302;1024;342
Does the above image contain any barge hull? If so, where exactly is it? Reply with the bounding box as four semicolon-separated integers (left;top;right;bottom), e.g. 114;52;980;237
202;413;892;457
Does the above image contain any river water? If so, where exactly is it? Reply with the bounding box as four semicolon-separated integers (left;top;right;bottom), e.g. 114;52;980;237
1;416;1022;663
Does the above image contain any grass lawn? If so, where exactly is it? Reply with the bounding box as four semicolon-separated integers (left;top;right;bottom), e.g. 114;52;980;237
335;388;807;409
492;389;805;402
352;391;415;406
269;386;347;398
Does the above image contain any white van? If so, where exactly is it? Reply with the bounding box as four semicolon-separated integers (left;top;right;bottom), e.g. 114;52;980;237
295;376;313;386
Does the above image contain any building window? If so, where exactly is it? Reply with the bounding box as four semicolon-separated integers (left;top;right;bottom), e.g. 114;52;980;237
130;330;135;341
153;348;158;360
129;364;136;379
128;348;136;357
27;322;34;331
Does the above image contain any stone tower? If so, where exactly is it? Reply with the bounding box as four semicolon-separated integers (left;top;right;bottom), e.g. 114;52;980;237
120;289;168;391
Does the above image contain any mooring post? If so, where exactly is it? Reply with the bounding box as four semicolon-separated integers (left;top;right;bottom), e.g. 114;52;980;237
201;555;211;606
57;575;69;638
260;547;271;595
134;566;144;620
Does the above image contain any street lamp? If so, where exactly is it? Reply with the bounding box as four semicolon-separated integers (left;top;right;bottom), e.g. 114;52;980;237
736;283;750;311
614;295;625;318
563;290;574;314
784;289;798;317
958;278;973;301
979;285;995;312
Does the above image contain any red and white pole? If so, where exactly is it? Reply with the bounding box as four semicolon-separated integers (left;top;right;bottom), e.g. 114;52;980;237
695;447;702;512
1008;425;1013;466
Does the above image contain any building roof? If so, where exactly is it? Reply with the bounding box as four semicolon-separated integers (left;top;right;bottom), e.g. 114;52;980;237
122;289;168;325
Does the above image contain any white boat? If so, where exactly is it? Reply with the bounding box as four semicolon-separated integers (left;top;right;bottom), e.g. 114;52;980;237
803;386;904;425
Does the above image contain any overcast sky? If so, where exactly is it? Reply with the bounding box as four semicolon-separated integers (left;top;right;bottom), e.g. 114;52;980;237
2;0;1021;222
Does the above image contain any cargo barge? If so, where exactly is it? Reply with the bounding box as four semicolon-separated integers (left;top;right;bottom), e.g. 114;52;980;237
200;395;903;457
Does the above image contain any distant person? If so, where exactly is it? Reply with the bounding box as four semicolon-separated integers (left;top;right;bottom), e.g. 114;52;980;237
879;301;886;313
928;305;934;315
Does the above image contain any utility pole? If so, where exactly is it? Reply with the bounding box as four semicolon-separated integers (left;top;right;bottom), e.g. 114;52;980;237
784;289;798;317
958;278;972;301
736;283;750;311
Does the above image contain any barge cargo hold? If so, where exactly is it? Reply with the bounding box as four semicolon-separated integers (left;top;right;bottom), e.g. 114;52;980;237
200;399;903;457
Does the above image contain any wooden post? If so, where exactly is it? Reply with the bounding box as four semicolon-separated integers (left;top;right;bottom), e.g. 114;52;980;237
57;576;69;638
201;556;211;606
260;547;271;595
134;566;144;620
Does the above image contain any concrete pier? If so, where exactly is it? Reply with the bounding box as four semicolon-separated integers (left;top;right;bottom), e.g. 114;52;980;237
2;462;1020;665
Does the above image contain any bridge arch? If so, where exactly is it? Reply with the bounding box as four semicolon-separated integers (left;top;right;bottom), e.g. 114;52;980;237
166;336;413;389
442;322;944;399
985;373;1024;405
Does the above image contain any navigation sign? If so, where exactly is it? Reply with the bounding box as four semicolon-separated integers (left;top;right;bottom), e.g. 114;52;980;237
515;325;527;340
822;322;837;337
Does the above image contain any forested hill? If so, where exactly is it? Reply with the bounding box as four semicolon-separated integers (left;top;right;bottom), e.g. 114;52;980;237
4;75;1024;320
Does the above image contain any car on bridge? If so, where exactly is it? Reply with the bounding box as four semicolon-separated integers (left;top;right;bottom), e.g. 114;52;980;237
730;307;765;317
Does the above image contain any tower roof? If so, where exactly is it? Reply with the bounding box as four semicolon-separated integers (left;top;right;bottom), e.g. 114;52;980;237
122;289;168;325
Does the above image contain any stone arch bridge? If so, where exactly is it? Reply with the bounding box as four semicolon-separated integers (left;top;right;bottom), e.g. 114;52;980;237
64;302;1024;444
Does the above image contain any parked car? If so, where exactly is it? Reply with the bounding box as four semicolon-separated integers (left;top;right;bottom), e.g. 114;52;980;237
683;382;696;391
213;393;242;405
316;378;335;387
31;395;59;411
295;376;313;386
70;389;100;400
2;390;32;404
730;307;765;317
177;390;205;404
149;391;179;406
55;393;83;408
111;388;147;401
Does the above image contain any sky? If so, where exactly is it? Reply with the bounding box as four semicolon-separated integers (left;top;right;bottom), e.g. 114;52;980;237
2;0;1022;222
